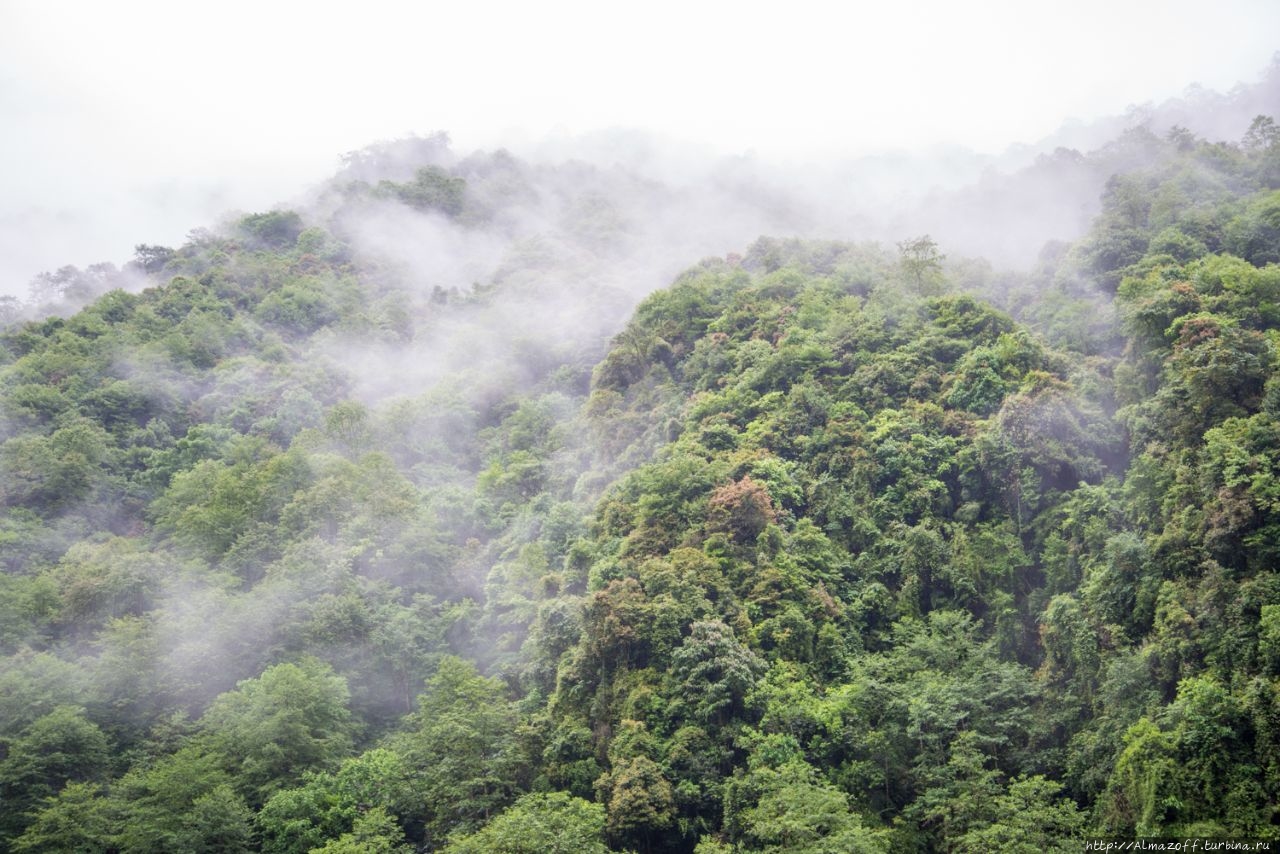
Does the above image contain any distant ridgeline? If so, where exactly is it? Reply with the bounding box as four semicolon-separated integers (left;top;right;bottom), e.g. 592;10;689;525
0;116;1279;853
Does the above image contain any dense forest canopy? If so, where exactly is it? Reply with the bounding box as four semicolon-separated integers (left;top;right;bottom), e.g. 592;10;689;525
1;73;1280;853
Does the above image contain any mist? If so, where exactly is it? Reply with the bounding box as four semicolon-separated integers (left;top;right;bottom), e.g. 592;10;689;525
4;3;1280;850
3;0;1278;297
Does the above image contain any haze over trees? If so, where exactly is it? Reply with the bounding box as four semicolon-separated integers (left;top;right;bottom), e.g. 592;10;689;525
1;64;1279;853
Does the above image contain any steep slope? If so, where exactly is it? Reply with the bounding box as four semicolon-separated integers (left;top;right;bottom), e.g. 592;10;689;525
0;114;1278;852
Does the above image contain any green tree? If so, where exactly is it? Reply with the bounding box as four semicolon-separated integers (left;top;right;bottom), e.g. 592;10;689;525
11;781;116;853
378;166;467;216
596;754;676;851
132;243;175;274
0;706;111;844
672;620;766;725
909;731;1002;849
727;759;887;854
0;418;114;510
954;775;1085;853
309;808;412;854
113;746;253;853
897;235;946;296
237;210;305;247
197;659;356;804
256;749;417;854
1096;717;1179;836
389;657;522;845
442;791;609;854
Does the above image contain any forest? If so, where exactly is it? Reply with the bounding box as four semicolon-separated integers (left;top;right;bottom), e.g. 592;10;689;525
1;81;1280;853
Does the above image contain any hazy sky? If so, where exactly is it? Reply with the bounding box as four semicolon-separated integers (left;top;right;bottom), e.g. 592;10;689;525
1;0;1277;295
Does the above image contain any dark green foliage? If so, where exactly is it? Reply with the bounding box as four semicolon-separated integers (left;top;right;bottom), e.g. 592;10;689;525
377;166;468;217
0;706;111;843
237;211;306;248
672;620;765;724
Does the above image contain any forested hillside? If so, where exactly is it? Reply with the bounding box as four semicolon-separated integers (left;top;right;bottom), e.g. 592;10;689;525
1;105;1280;852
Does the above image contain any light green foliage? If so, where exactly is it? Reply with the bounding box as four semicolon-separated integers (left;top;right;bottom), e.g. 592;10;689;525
1261;604;1280;671
308;808;411;854
442;791;609;854
197;659;356;803
898;235;947;296
954;775;1085;853
1097;717;1179;836
724;759;887;854
0;571;57;651
184;784;257;853
49;537;166;636
11;781;116;853
388;656;522;844
257;749;416;854
0;417;114;509
257;782;354;854
112;746;252;853
154;447;312;565
0;651;89;734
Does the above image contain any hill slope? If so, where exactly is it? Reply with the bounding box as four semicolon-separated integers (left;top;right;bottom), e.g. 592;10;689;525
0;116;1279;852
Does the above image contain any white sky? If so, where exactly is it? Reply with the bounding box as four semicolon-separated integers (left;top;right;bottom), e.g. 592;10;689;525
0;0;1277;295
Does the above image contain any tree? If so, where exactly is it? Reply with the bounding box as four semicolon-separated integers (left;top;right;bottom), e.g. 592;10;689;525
897;235;946;295
11;782;115;853
0;706;110;844
954;775;1085;854
596;754;676;851
378;166;467;217
706;476;777;544
257;749;417;854
27;264;122;306
0;418;114;510
132;244;175;274
183;785;256;853
388;657;522;845
1096;717;1179;836
1165;315;1270;439
0;651;90;735
672;620;765;725
1243;115;1280;152
909;731;1002;849
237;210;305;247
50;538;164;637
583;577;657;670
442;791;609;854
309;808;412;854
197;659;356;804
113;746;253;853
1225;190;1280;265
728;760;888;854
